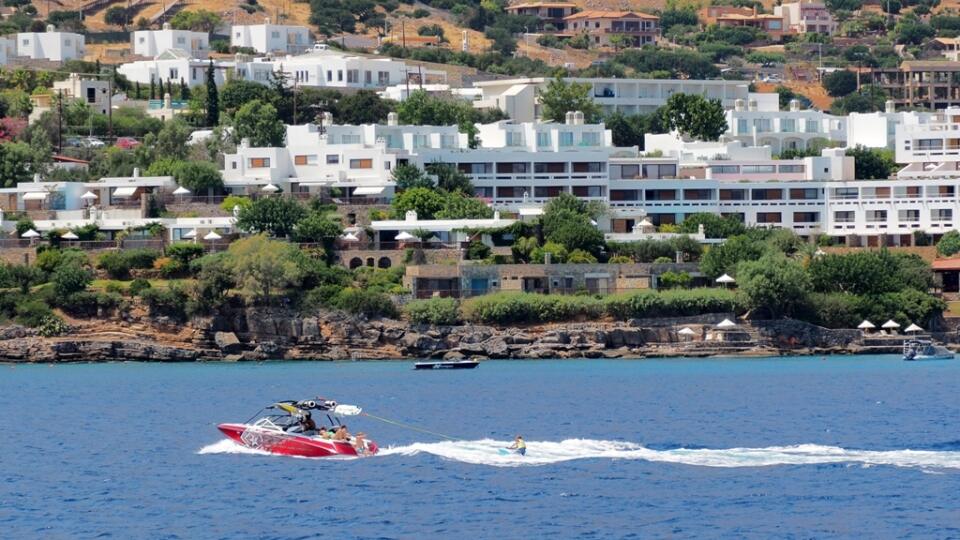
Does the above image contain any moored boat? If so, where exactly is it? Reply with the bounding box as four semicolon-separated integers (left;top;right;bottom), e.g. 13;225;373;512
903;339;955;361
218;398;378;457
414;360;480;370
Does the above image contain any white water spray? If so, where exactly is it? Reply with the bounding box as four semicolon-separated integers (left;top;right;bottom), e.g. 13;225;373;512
200;438;960;471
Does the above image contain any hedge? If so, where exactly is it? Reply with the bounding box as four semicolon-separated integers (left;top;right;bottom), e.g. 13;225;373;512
461;292;604;324
406;297;460;325
604;289;742;320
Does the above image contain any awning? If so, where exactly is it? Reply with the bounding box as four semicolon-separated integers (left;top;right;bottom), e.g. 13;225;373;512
22;192;48;200
353;186;385;196
112;186;138;198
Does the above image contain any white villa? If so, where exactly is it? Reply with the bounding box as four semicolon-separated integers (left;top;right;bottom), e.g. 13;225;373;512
132;24;209;59
230;21;311;54
16;25;84;61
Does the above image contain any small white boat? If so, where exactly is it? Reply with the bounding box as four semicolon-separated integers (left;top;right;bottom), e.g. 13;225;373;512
903;339;955;361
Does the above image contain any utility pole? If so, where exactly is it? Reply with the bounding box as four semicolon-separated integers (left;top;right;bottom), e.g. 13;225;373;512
293;79;298;125
107;69;113;141
401;20;406;51
57;89;63;154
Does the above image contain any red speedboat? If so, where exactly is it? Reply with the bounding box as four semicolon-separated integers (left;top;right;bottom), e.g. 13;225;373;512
218;399;379;457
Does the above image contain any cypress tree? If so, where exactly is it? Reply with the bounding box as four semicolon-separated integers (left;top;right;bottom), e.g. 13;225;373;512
180;77;189;100
135;81;141;99
205;60;218;127
166;78;173;97
150;76;155;100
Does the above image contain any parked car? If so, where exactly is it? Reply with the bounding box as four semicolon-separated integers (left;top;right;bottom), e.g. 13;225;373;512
83;137;106;148
64;137;84;148
115;137;140;150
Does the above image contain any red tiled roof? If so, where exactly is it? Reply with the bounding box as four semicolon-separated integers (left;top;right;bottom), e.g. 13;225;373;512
565;10;659;21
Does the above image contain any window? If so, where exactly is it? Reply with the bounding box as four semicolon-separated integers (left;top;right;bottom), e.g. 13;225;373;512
337;70;343;82
177;37;185;44
769;20;782;29
559;132;574;146
793;212;819;223
496;162;528;174
506;131;524;146
572;162;603;173
916;139;944;150
833;187;858;199
572;186;603;197
65;39;72;46
898;209;920;222
22;39;28;45
756;212;782;223
339;134;361;144
710;165;739;174
327;70;332;82
378;71;389;85
834;211;854;223
581;132;599;146
719;189;746;200
610;189;640;201
780;119;795;133
139;37;145;44
789;188;818;200
612;164;639;179
741;165;776;174
751;188;783;200
364;71;372;85
643;164;677;178
441;135;457;148
754;119;771;132
249;157;270;168
169;68;179;79
866;210;887;223
347;70;359;83
326;155;339;164
86;88;96;103
737;119;748;133
534;162;566;173
350;159;373;169
413;134;429;148
294;155;317;165
271;31;280;38
535;186;564;198
805;120;819;133
536;131;550;147
779;165;804;173
932;208;953;221
683;189;712;200
645;189;676;201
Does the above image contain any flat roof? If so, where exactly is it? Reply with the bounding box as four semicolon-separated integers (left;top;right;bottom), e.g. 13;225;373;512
565;10;659;20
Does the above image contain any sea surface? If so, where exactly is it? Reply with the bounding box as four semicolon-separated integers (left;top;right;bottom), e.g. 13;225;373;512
1;356;959;539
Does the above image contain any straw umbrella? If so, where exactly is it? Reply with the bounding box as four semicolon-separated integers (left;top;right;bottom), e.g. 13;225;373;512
905;323;923;333
341;232;359;242
716;274;736;288
80;191;98;207
678;327;696;342
173;186;190;203
20;229;40;238
203;231;222;241
857;320;876;332
716;318;736;329
261;184;280;194
183;229;197;244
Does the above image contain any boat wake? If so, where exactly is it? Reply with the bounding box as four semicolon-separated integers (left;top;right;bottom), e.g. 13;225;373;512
377;438;960;470
199;439;275;456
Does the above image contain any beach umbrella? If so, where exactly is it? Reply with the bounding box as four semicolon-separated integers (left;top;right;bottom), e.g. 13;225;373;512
20;229;40;238
589;219;598;226
395;231;416;241
80;191;98;201
881;320;901;330
261;183;280;193
905;323;923;333
182;229;197;239
203;231;222;241
341;232;359;242
173;186;191;196
678;327;696;336
857;320;876;330
638;218;653;228
716;274;736;284
716;319;736;329
61;231;79;240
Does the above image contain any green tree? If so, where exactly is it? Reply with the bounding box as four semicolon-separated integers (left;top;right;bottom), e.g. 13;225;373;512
537;76;602;124
830;85;888;115
233;100;285;147
236;197;307;237
392;164;433;191
937;230;960;257
845;145;895;179
334;90;393;124
822;70;858;97
174;161;223;192
511;236;539;263
390;187;447;219
426;163;474;193
699;234;771;278
226;234;303;303
436;192;494;219
205;61;218;127
808;251;931;295
7;264;42;294
737;254;811;317
0;140;47;187
893;13;934;45
104;6;128;28
293;212;344;243
155;118;190;159
51;262;92;298
677;213;746;238
219;80;273;115
662;93;728;141
170;9;221;33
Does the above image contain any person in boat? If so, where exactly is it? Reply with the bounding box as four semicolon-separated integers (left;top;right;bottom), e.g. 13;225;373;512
293;412;316;435
507;435;526;456
354;432;368;453
333;425;350;441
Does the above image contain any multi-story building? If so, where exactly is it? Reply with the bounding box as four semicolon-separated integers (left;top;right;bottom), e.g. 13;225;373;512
230;20;311;54
28;73;111;122
132;23;209;59
261;49;445;89
471;77;773;122
932;37;960;62
774;1;837;35
504;2;577;31
725;98;846;153
16;25;84;61
866;61;960;110
117;49;227;86
714;10;788;39
845;102;936;149
563;10;660;48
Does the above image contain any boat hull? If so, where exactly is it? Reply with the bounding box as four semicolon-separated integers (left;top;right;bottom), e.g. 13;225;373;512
218;423;378;457
414;360;480;370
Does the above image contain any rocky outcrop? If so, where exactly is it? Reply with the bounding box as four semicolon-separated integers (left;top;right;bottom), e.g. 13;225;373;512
0;308;905;363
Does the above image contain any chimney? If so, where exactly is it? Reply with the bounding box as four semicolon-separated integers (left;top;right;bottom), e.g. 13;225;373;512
264;17;271;24
789;99;800;111
164;92;172;109
885;100;896;114
46;24;55;32
387;112;398;126
748;100;758;111
241;138;250;148
33;173;40;182
323;111;333;126
405;210;418;222
565;111;575;125
734;99;745;111
162;22;171;31
493;210;500;220
133;167;140;178
544;251;552;265
574;111;584;125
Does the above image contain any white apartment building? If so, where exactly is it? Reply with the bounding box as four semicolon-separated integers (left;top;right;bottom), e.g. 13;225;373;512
644;132;773;165
117;50;227;86
132;24;209;59
846;102;936;149
231;50;445;89
774;0;837;35
725;99;846;154
471;77;777;122
16;26;84;61
231;20;310;54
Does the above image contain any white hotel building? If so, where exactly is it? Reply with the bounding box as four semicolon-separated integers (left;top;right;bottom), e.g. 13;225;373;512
230;21;311;55
132;24;209;59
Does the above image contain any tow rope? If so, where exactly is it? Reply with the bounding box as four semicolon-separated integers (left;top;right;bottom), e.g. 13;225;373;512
361;412;460;441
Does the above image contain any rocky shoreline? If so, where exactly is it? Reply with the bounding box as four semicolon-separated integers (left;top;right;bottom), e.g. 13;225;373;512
0;309;921;363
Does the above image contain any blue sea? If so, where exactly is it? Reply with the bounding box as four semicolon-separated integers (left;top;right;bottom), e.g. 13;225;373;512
2;356;959;539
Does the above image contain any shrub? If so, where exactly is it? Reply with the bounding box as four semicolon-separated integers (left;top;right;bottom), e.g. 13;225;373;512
220;194;253;214
406;297;460;325
329;288;399;318
466;240;491;261
129;278;152;296
104;281;125;295
141;285;188;320
37;315;68;337
603;289;741;320
461;293;604;324
937;230;960;257
166;242;205;264
52;263;93;298
15;297;53;327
